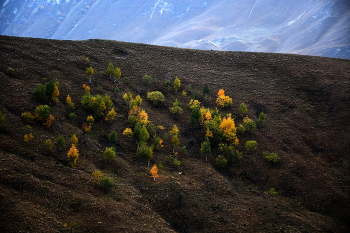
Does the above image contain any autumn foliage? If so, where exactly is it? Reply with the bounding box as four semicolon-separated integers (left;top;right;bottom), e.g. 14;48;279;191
150;164;159;180
216;89;233;107
67;144;79;167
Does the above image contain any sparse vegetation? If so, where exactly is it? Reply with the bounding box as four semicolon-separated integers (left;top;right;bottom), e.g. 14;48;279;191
263;152;280;163
245;140;258;150
1;35;347;233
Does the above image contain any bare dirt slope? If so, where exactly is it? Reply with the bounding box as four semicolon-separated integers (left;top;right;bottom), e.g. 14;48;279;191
0;35;349;232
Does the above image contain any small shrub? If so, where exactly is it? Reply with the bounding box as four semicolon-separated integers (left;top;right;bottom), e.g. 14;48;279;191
237;124;246;134
44;139;54;151
7;67;15;73
122;76;129;84
57;136;65;150
142;75;153;84
181;90;187;96
267;188;278;196
68;112;77;120
21;112;34;123
147;91;165;105
100;176;115;192
245;140;258;150
24;133;34;142
114;87;120;92
215;155;228;168
103;147;116;161
263;152;280;163
173;158;181;166
0;111;4;127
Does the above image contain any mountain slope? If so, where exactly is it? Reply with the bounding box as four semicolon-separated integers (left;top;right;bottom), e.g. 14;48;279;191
0;35;349;232
0;0;349;59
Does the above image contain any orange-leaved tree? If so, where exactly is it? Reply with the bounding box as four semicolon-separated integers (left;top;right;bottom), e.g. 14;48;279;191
67;144;79;168
150;164;159;180
216;89;233;107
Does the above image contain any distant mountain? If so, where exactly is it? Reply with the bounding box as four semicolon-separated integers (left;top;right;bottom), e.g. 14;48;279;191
0;0;349;59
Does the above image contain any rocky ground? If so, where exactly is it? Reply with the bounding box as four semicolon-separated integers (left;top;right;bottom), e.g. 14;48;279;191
0;35;349;232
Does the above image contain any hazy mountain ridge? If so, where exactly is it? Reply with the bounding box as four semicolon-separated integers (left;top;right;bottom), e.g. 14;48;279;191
0;0;349;59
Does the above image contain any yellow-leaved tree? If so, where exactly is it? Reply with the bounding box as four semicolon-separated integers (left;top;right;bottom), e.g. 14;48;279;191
173;77;181;93
52;85;60;103
70;134;78;145
66;95;74;109
219;116;237;141
67;144;79;168
105;108;117;121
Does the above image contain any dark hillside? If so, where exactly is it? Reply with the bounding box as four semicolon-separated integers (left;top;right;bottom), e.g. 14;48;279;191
0;35;349;232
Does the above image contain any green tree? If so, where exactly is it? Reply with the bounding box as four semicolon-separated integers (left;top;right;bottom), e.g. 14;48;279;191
44;139;54;151
139;125;150;142
108;130;118;144
200;140;211;161
133;121;142;141
203;83;210;94
190;107;202;127
258;112;267;126
239;103;248;117
106;62;115;80
35;105;52;121
103;147;116;161
57;136;65;150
